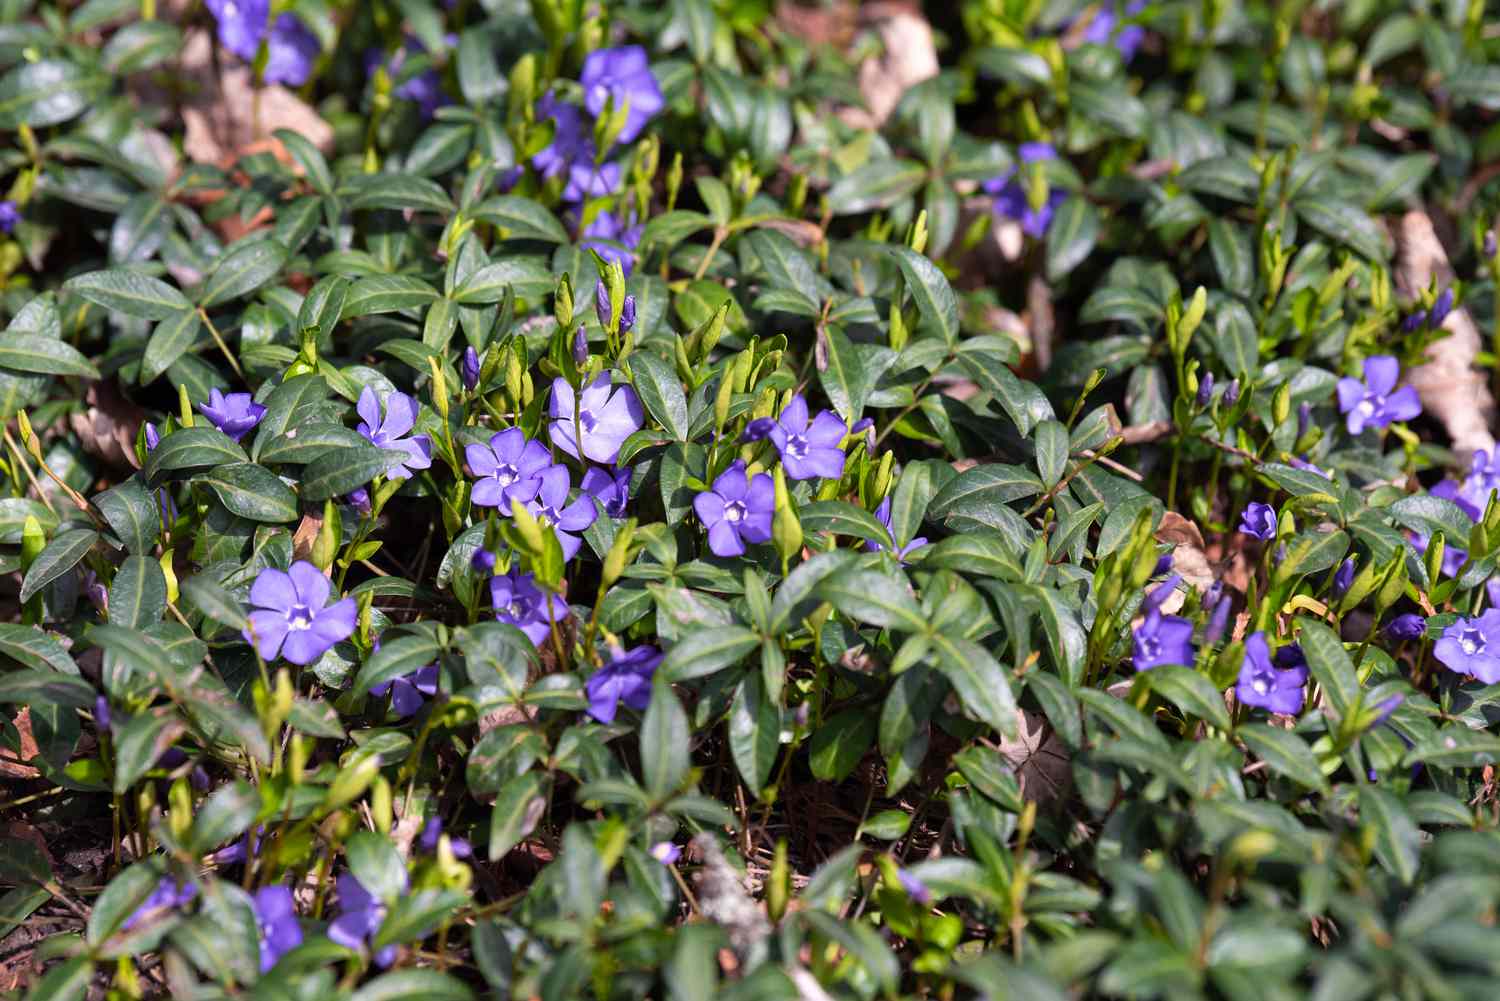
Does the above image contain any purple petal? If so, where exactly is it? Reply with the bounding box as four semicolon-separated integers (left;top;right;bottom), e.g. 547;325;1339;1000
249;568;297;612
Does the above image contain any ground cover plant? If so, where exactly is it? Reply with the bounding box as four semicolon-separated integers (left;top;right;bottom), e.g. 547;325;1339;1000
2;0;1500;997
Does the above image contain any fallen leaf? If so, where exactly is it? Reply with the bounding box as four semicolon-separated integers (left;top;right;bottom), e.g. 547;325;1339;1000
68;380;147;472
840;5;938;130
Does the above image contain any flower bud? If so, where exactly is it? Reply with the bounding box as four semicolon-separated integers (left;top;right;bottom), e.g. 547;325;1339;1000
1195;372;1214;408
1204;595;1232;645
94;695;112;733
1224;378;1240;405
572;327;589;366
1142;573;1181;613
1486;231;1497;258
1430;286;1454;327
594;279;610;330
462;347;481;391
144;422;160;451
471;548;496;573
1401;309;1426;333
1384;613;1426;640
741;417;776;443
1297;401;1311;441
1332;556;1356;598
619;294;636;333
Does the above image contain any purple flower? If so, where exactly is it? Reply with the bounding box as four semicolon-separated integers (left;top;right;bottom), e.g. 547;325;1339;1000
367;38;447;119
897;868;932;905
580;45;665;144
94;695;111;732
1450;449;1500;520
243;561;357;666
490;567;567;646
122;877;197;930
564;160;622;202
496;166;524;193
548;373;644;464
1236;632;1307;715
197;388;266;442
983;142;1067;239
472;548;497;573
371;664;438;718
144;422;160;450
328;873;401;968
523;465;598;560
348;488;372;517
1384;613;1426;640
1082;0;1147;61
466;428;550;513
356;387;432;482
1195;372;1214;408
1401;309;1427;333
252;885;302;973
585;645;662;723
1204;596;1232;645
1238;502;1277;540
1141;573;1182;613
572;328;589;366
418;818;472;860
694;461;773;558
0;200;19;234
594;283;638;334
746;395;848;482
1431;287;1454;327
462;347;481;391
1434;610;1500;683
649;842;681;865
205;0;268;59
1132;608;1194;670
865;497;928;561
1288;456;1331;478
263;14;319;86
579;210;643;275
1336;355;1421;434
532;94;594;181
1332;557;1356;598
582;466;631;517
211;827;263;866
1223;379;1241;405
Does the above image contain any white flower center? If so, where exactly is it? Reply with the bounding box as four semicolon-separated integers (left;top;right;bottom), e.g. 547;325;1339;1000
724;500;746;524
786;434;809;460
1459;627;1486;657
288;605;314;631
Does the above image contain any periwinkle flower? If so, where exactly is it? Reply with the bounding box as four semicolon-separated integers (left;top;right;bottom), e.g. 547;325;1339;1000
1141;573;1182;613
419;818;472;860
205;0;268;59
1238;502;1277;540
244;561;357;666
370;665;438;719
329;872;402;968
490;567;566;646
1223;378;1241;405
356;387;432;482
580;45;665;144
523;465;599;560
594;282;638;333
1401;310;1427;333
94;695;111;732
1195;372;1214;408
865;497;928;562
1434;610;1500;683
1384;613;1427;641
462;347;481;391
1430;287;1454;327
582;466;631;517
983;142;1067;239
206;0;319;86
471;548;497;573
579;210;643;275
694;460;773;558
1336;355;1421;434
0;200;19;233
367;38;447;119
1204;596;1232;645
1288;456;1331;478
572;328;589;366
564;160;622;202
198;388;266;442
532;94;593;181
466;428;550;513
122;877;198;930
1082;0;1147;61
1236;632;1307;715
585;645;662;723
252;885;302;973
1449;448;1500;520
1132;608;1194;671
897;869;932;905
1296;402;1312;441
1332;557;1356;598
744;394;848;482
548;373;644;464
650;842;681;865
144;422;160;450
348;488;372;517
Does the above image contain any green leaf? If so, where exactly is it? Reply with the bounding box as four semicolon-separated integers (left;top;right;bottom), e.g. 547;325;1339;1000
350;970;474;1001
489;772;546;860
297;275;350;336
641;683;690;799
799;501;892;545
1142;665;1231;731
353;633;443;696
629;351;690;440
1293;197;1391;261
819;326;882;423
199;240;288;308
255;423;370;466
452;259;552;305
641;210;714;248
274;128;334;195
180;574;248;630
470;196;568;243
140;308;201;384
65;268;191;321
929;464;1044;523
201;463;299;523
92;476;158;554
1237;724;1327;791
1045;196;1100;280
888;246;958;344
1296;619;1359;718
0;58;107;128
20;528;97;603
729;671;778;794
959;353;1056;436
0;623;78;675
661;626;760;681
827;160;927;215
299;444;403;501
108;555;167;630
809;708;877;781
930;633;1018;737
0;669;95;709
112;711;184;793
819;568;926;632
1033;420;1070;489
346;829;410;904
251;374;329;460
349;175;455;214
342;275;440;317
143;427;248;481
1359;785;1420;885
0;332;98;379
22;955;92;1001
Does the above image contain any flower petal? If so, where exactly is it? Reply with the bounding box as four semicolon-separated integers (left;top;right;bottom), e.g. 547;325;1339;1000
249;568;296;612
288;562;331;610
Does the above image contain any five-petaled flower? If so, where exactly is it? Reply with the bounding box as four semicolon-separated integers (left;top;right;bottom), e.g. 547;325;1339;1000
532;94;595;186
523;466;599;561
745;394;848;482
549;374;644;464
582;466;631;518
865;497;928;561
490;567;567;646
579;210;643;275
1132;608;1194;671
198;388;266;442
585;645;662;723
1238;502;1277;540
1235;633;1308;715
580;45;665;144
205;0;320;86
650;842;681;865
356;387;432;482
122;877;197;930
1434;610;1500;683
1082;0;1147;61
1336;355;1421;434
467;428;551;513
694;461;774;558
564;160;622;202
252;885;302;973
983;142;1067;239
328;872;401;968
371;664;438;718
244;561;357;666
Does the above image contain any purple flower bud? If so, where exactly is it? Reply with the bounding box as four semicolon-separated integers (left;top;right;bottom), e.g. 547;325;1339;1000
1153;554;1173;577
191;766;211;791
0;200;18;234
95;696;112;732
741;417;776;443
462;347;481;391
348;489;372;516
1297;402;1311;440
1430;287;1454;327
897;868;932;905
851;418;874;436
572;328;589;366
144;423;160;451
1384;613;1426;641
471;548;496;573
619;294;636;333
1204;595;1232;645
1196;372;1214;408
1142;573;1181;613
1223;379;1240;405
594;280;610;330
1204;581;1223;607
496;166;524;193
650;842;682;865
1486;231;1497;258
1402;309;1427;333
1332;556;1355;598
1238;502;1277;540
